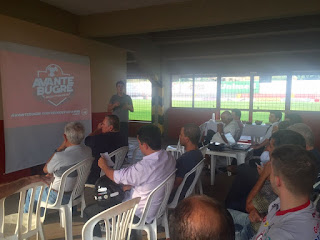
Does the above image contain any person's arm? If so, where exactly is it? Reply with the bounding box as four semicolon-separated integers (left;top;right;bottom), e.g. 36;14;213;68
43;139;67;173
217;123;228;144
98;157;115;181
172;177;183;192
88;122;103;136
107;102;120;112
246;162;271;219
251;138;269;149
124;96;134;112
0;175;52;199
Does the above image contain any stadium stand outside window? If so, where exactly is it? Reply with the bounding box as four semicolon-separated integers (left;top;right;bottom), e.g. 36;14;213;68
126;78;152;121
171;74;217;108
171;72;319;123
291;74;320;111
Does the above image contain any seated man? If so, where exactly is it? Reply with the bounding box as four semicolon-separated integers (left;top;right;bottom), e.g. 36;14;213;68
251;110;282;156
85;115;126;184
254;145;319;239
84;124;176;237
228;130;306;239
212;111;241;144
169;195;235;240
24;122;92;212
170;124;203;202
226;130;306;213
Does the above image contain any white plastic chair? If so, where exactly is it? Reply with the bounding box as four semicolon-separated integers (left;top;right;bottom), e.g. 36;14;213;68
162;159;205;238
42;157;93;240
197;145;208;195
100;146;129;177
0;182;47;240
82;197;140;240
131;170;176;240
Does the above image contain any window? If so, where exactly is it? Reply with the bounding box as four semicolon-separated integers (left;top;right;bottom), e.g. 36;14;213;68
253;75;286;111
194;75;217;108
171;75;193;108
126;78;152;121
171;74;217;108
291;74;320;111
220;76;250;109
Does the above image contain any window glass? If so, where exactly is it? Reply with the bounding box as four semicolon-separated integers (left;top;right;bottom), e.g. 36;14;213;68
291;74;320;111
194;75;217;108
126;79;152;121
220;76;250;109
171;75;193;108
253;75;286;110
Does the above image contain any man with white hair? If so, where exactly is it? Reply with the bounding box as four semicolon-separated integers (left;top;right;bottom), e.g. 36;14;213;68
24;122;92;212
212;111;241;144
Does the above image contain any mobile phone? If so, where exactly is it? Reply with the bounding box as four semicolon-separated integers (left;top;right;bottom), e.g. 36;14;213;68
255;162;261;167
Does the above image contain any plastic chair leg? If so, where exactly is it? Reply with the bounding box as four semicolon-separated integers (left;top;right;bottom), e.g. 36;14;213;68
62;206;73;240
80;194;85;218
197;179;203;195
38;223;45;240
162;209;170;239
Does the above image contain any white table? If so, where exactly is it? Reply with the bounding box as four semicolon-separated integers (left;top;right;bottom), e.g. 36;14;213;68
166;145;185;160
206;148;252;185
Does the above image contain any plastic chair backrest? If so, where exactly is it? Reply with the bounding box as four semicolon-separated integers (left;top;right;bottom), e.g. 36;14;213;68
82;197;140;240
0;182;47;240
133;170;176;227
168;159;205;209
199;145;208;157
47;157;93;209
110;146;129;170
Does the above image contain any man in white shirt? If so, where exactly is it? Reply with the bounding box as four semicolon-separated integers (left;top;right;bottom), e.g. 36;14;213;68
84;124;176;237
252;111;282;155
211;111;241;144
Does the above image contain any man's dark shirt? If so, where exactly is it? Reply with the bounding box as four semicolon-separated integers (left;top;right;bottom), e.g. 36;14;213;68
170;149;203;202
310;149;320;173
85;131;126;184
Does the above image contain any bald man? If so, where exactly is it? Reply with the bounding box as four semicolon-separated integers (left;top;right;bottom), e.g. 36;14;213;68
211;111;241;144
169;195;235;240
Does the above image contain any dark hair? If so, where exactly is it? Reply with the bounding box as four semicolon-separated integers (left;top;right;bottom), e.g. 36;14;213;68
116;80;125;87
285;113;303;125
137;124;161;150
277;120;290;130
106;115;120;131
270;130;306;148
169;195;235;240
183;124;201;145
271;145;317;196
232;109;241;118
270;110;282;121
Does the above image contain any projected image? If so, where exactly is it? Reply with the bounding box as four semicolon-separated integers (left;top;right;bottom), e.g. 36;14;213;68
0;42;91;173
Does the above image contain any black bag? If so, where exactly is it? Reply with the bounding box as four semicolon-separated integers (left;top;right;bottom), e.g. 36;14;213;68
208;142;225;151
94;175;125;207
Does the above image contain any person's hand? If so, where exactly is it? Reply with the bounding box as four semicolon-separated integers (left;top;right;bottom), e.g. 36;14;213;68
123;185;132;191
261;161;271;180
217;123;224;133
249;208;263;223
257;164;263;175
98;157;108;170
57;138;67;152
114;102;120;107
97;122;103;130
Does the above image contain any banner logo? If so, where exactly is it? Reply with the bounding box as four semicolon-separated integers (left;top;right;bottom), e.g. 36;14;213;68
32;64;74;106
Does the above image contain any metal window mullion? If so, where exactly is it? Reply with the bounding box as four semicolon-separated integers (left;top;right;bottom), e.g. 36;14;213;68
249;74;254;122
192;74;195;108
285;73;292;113
217;75;221;117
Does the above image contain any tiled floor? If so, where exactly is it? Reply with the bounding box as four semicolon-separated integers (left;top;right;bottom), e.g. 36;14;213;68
4;137;234;240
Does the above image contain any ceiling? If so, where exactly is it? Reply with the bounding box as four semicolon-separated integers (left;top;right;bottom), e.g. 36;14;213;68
40;0;190;15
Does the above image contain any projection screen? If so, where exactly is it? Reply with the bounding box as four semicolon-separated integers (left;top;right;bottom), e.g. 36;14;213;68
0;42;91;173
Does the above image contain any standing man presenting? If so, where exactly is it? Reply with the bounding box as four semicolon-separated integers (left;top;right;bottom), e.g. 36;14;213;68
108;81;134;145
